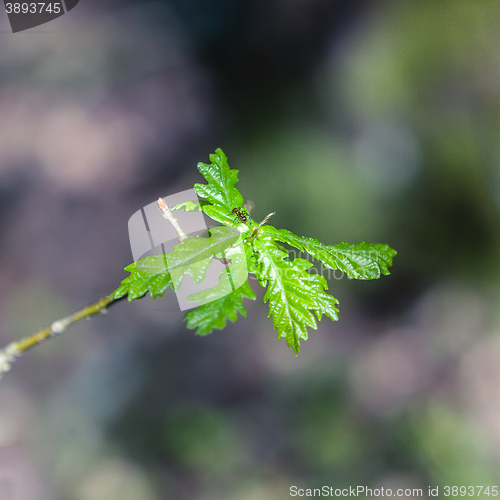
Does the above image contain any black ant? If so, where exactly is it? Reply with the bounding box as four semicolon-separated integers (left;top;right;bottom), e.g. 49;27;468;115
232;207;249;223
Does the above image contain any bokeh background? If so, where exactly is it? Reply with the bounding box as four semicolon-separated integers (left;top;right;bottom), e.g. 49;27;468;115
1;0;500;498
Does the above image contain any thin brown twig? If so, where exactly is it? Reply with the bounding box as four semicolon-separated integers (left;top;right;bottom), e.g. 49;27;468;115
0;296;116;380
0;197;189;381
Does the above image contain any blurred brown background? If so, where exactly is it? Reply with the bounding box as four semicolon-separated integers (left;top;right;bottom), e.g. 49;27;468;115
1;0;500;498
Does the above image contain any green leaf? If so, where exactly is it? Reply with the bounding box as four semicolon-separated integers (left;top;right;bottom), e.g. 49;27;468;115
186;242;248;304
184;281;256;335
167;237;214;291
202;205;253;236
170;200;202;212
111;255;172;301
166;226;242;290
194;149;244;214
113;226;241;300
249;236;339;355
261;226;396;280
202;205;237;227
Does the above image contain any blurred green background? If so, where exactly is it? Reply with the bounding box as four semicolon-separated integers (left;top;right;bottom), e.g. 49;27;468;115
1;0;500;498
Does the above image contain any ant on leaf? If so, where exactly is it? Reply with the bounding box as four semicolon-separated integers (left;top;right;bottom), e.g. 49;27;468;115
232;207;249;223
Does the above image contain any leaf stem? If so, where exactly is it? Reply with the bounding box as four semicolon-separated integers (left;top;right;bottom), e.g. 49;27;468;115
0;295;117;381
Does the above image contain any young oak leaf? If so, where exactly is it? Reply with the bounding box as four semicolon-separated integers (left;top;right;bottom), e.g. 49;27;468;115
249;236;339;355
186;242;248;305
194;148;244;220
163;226;242;290
167;237;214;291
184;280;256;335
202;205;236;227
260;226;396;280
201;204;252;230
170;200;202;212
114;226;241;299
112;255;172;301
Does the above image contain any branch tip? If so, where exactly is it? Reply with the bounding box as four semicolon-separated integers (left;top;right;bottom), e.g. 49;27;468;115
158;197;167;210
